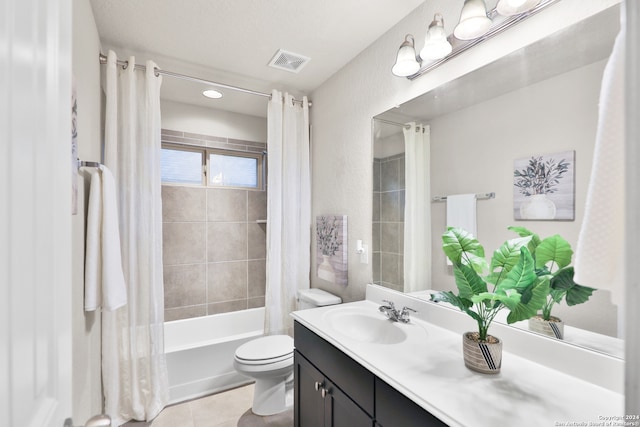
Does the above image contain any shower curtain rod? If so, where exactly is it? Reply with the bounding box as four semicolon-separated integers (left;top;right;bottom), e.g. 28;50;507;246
374;118;410;129
374;117;426;132
98;53;311;107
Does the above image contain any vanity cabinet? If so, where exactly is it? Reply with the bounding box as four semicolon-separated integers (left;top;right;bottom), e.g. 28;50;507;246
294;321;446;427
295;351;374;426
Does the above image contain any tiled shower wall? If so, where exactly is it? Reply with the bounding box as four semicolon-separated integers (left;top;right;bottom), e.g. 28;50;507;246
372;154;405;292
161;129;267;322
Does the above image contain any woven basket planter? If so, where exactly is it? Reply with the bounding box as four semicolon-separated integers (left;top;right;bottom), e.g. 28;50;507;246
462;332;502;374
528;315;564;339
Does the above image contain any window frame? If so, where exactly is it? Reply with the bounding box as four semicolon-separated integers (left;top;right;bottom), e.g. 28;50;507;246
161;143;264;190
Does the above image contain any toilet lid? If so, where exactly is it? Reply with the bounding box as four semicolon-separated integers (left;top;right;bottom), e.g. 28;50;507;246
235;335;294;362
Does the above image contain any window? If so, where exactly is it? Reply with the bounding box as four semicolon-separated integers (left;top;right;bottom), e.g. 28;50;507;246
161;144;263;189
161;146;204;185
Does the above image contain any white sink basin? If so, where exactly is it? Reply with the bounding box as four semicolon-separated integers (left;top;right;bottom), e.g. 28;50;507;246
321;306;407;344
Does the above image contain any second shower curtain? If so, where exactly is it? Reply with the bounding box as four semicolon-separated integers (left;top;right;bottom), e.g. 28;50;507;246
403;123;431;292
265;90;311;336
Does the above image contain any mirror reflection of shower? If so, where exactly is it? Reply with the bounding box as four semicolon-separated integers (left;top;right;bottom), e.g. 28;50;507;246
372;119;407;292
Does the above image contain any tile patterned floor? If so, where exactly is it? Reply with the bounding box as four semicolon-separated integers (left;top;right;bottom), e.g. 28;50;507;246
121;384;293;427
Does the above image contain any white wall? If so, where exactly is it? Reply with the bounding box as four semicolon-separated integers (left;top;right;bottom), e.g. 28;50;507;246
161;100;267;142
72;0;104;421
309;0;620;303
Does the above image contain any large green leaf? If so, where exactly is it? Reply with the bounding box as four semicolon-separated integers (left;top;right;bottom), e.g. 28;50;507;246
496;247;537;292
453;264;488;298
472;289;521;311
491;237;533;275
536;235;573;271
566;284;596;306
442;227;484;265
465;253;490;274
430;291;472;311
508;226;541;253
506;277;550;323
551;267;575;290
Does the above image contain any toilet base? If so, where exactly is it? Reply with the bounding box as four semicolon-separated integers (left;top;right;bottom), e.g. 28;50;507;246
251;373;293;416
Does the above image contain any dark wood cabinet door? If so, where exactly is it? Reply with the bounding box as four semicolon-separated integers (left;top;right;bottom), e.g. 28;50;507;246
295;351;325;427
325;380;374;427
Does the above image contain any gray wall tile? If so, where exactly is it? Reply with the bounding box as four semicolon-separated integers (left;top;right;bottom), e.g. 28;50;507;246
207;300;248;315
380;192;400;222
248;297;265;309
248;190;267;221
163;222;206;265
207;189;247;222
381;159;399;192
207;222;248;262
164;305;207;322
247;260;266;298
207;261;248;303
163;263;206;308
381;222;400;253
247;223;266;260
162;186;206;222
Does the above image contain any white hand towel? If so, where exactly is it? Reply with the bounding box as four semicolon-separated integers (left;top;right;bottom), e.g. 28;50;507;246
84;166;127;311
574;10;625;306
446;194;477;265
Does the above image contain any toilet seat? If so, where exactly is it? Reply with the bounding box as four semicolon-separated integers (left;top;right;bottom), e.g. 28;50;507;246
234;335;293;366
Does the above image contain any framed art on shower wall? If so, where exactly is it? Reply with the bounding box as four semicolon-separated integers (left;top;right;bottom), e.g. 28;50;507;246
513;150;575;221
316;215;348;286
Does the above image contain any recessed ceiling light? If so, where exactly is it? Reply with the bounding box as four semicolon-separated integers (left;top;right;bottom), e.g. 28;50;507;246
203;89;223;99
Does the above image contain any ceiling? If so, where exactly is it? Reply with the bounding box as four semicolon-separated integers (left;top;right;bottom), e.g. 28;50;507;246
89;0;426;118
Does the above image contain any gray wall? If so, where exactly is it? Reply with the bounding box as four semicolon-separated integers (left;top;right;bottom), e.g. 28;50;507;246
160;129;267;321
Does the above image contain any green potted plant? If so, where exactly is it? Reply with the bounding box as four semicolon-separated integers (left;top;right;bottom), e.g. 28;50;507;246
514;155;570;220
508;226;596;339
430;227;549;374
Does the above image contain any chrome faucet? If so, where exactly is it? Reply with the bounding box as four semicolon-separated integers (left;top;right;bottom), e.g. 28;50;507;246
379;300;416;323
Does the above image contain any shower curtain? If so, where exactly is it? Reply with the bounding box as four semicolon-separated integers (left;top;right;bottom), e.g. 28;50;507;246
265;90;311;336
102;50;169;424
403;123;431;292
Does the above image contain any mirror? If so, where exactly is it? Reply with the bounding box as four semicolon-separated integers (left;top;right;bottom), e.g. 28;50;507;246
372;5;623;358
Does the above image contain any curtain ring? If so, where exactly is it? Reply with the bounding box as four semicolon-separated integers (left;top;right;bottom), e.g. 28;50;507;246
122;60;129;70
153;67;160;77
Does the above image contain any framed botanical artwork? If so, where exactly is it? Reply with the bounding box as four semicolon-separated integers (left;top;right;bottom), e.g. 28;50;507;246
513;150;575;221
316;215;348;286
71;76;78;215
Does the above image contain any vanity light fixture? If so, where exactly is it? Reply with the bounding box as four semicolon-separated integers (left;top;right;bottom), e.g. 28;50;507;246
391;35;421;77
391;0;560;80
453;0;492;40
202;89;223;99
496;0;542;16
420;14;453;61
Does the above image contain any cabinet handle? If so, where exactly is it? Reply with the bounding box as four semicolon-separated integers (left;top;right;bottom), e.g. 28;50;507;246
314;381;323;391
321;387;330;398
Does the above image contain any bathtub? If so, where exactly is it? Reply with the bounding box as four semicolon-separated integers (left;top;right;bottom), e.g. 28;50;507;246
164;307;264;404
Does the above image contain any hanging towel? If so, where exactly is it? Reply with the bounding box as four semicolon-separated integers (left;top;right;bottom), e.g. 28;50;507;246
574;8;625;307
84;166;127;311
446;194;477;265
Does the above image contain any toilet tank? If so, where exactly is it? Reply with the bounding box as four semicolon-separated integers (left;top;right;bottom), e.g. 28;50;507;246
297;288;342;310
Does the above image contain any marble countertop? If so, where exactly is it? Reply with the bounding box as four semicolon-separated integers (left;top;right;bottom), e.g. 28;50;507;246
291;291;624;427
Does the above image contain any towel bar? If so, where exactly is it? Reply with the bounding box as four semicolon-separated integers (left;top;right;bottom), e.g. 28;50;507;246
432;192;495;202
77;159;103;169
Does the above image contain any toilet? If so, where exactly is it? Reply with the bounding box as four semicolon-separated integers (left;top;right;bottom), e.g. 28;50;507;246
233;288;342;416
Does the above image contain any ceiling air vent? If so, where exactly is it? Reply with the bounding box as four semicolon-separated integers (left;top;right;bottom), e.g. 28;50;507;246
268;49;310;73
